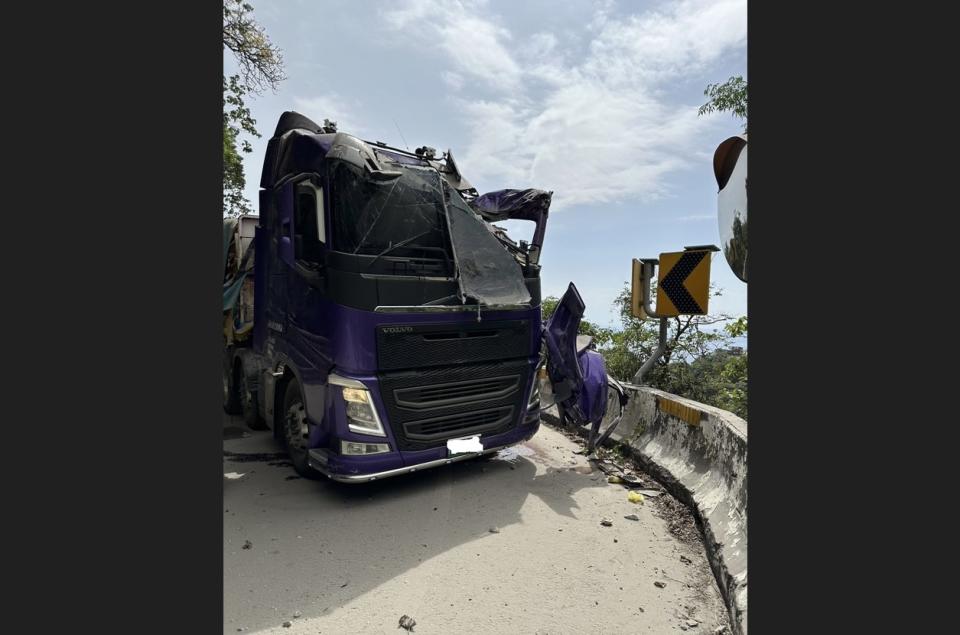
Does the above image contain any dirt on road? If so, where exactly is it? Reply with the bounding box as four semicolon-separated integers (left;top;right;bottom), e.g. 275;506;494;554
223;416;730;634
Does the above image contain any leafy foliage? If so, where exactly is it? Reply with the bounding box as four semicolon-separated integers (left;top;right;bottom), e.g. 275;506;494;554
698;76;747;131
223;1;285;216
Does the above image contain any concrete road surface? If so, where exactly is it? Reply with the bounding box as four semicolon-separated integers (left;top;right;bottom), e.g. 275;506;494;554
224;416;729;634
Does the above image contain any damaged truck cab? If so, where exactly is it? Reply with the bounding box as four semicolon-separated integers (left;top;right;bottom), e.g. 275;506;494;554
223;112;554;481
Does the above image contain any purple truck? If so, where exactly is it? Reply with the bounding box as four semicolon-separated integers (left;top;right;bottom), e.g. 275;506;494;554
223;111;619;482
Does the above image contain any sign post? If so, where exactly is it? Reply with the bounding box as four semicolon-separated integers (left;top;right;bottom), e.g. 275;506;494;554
629;245;719;385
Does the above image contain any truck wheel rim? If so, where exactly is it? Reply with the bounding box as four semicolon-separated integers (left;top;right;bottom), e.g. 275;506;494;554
285;402;308;455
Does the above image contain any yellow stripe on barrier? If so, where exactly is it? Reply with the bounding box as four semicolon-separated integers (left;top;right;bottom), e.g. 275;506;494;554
656;396;704;427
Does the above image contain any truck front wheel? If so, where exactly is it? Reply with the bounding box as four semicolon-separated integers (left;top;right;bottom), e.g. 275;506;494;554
282;380;321;479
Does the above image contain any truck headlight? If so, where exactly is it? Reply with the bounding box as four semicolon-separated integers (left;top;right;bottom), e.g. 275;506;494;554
341;441;391;455
340;385;386;436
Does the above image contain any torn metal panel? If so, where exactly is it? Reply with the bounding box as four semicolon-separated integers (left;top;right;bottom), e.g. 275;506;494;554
469;188;552;223
469;188;552;265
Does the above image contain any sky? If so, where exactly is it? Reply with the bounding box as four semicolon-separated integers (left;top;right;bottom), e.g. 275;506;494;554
226;0;747;329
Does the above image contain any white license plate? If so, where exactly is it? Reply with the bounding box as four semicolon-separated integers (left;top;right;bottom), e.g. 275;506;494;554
447;435;483;456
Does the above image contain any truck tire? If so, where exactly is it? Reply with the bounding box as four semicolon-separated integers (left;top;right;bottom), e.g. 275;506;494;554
281;380;321;479
240;372;268;430
223;363;241;415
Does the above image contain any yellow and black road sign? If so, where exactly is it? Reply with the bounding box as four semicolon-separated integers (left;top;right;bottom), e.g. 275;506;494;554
630;259;646;319
656;248;714;316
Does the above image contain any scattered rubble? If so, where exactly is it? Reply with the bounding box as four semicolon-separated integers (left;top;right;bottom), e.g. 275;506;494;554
242;540;252;550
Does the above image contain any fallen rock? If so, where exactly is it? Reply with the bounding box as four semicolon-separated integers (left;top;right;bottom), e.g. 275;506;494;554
242;540;252;550
624;514;640;521
686;619;700;628
600;517;613;527
293;611;302;618
398;614;417;631
654;581;666;588
282;621;292;628
680;555;692;565
488;527;500;534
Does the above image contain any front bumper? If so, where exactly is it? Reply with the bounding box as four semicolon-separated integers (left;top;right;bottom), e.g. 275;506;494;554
308;418;540;483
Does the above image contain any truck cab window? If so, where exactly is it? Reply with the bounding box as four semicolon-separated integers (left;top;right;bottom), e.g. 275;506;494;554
294;180;325;263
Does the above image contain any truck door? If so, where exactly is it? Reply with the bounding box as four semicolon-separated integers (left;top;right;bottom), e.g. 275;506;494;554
265;185;294;335
543;282;609;428
544;282;585;411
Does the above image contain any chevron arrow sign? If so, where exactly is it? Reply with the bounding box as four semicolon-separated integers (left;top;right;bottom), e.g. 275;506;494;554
655;249;713;316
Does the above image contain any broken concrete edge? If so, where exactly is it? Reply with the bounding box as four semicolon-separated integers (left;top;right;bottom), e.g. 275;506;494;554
539;381;748;635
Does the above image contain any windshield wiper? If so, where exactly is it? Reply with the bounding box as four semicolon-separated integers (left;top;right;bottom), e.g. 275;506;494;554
365;230;433;269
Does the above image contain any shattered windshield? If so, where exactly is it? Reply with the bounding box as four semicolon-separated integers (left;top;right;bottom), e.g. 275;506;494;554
328;159;451;261
327;156;531;306
443;181;532;306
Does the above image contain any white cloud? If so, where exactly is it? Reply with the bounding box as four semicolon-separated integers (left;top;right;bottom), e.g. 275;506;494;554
292;94;364;135
381;0;521;92
442;71;465;91
380;0;746;210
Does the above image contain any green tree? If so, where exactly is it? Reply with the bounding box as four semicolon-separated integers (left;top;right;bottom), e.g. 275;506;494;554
698;76;747;131
606;282;734;384
223;1;285;216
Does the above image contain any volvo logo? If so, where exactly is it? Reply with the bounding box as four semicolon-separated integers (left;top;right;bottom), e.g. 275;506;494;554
382;326;414;334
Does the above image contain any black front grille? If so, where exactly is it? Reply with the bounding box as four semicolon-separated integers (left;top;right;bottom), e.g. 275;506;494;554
376;320;530;371
405;406;515;441
379;359;530;451
394;376;520;409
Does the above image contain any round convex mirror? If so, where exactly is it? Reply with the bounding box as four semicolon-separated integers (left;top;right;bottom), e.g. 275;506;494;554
715;137;747;282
